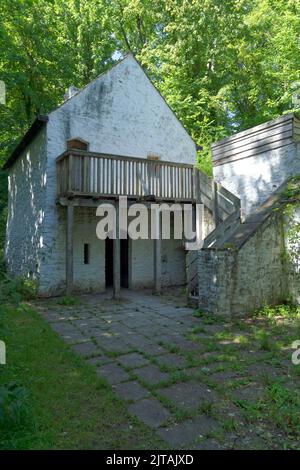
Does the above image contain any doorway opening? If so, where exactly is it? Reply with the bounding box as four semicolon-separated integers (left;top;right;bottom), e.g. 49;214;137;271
105;238;129;288
120;238;129;288
105;238;113;287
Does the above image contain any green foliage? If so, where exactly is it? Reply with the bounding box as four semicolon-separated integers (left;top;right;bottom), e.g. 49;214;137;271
194;309;226;324
266;382;300;434
0;171;7;256
258;304;300;320
0;0;117;163
0;273;36;306
0;301;163;449
0;381;34;447
1;0;300;173
57;295;80;306
281;176;300;205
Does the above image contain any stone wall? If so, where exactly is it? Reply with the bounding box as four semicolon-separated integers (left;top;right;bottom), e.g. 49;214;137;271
39;54;197;294
198;211;286;317
214;142;300;215
40;205;188;295
39;206;106;294
212;114;300;216
5;128;47;281
284;205;300;305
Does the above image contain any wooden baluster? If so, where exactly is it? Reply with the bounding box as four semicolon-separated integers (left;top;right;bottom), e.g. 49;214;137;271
212;180;220;227
124;160;127;195
66;203;74;294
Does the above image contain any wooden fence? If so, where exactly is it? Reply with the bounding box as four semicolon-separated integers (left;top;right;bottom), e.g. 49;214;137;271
56;149;242;300
56;150;241;221
57;151;194;201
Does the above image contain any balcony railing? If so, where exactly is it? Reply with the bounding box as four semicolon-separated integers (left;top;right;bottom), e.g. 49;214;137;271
57;150;196;201
56;150;241;221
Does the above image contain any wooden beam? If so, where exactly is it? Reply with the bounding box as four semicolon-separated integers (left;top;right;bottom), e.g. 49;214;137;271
57;195;196;208
56;149;194;169
66;204;74;295
193;168;202;204
212;181;220;227
113;202;121;299
153;208;161;294
68;153;73;193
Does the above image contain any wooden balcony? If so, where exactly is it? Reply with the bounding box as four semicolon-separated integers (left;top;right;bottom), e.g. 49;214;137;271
56;149;240;219
56;149;241;298
56;150;197;202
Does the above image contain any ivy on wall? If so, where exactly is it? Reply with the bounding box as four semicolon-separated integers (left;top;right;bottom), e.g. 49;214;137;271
281;177;300;289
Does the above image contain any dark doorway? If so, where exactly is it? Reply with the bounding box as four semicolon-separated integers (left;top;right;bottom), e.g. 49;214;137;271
120;238;129;288
105;238;129;288
105;238;114;287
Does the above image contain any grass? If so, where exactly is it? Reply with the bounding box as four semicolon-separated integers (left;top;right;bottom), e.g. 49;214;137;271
1;284;300;450
56;295;81;306
180;303;300;448
0;302;164;450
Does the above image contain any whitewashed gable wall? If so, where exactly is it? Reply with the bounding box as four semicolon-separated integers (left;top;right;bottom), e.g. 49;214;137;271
39;55;196;293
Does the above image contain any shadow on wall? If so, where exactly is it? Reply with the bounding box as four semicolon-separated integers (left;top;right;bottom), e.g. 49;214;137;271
214;143;300;215
0;171;8;257
5;131;47;280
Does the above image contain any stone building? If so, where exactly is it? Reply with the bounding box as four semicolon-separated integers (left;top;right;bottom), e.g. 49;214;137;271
198;114;300;316
4;53;299;315
4;54;232;297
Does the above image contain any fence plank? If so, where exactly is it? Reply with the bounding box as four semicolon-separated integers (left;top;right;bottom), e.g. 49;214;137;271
56;153;241;213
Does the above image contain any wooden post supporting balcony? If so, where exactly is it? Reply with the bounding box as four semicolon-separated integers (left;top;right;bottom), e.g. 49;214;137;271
66;203;74;294
153;207;161;294
212;180;220;227
113;201;121;299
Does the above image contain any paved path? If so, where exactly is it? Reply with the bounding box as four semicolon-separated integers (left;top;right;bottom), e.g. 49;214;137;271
36;289;296;449
38;289;223;448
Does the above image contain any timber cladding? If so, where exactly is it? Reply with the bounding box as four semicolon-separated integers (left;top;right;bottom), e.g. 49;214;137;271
212;113;300;167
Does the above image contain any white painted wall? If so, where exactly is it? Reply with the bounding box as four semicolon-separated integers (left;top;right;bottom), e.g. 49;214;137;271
73;208;105;292
214;143;300;215
39;206;106;294
130;239;154;288
47;54;196;164
284;206;300;305
130;236;186;289
39;54;196;294
162;238;186;286
5;128;47;281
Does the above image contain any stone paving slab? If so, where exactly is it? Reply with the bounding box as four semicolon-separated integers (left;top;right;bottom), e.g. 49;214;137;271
155;334;180;346
193;439;223;450
124;335;166;356
113;381;150;401
37;289;227;448
117;353;149;369
97;363;130;385
133;365;170;385
158;382;218;410
155;353;186;369
51;322;78;334
41;311;70;323
232;384;265;403
71;341;100;358
157;415;219;447
210;371;240;383
61;331;87;344
121;317;154;329
171;336;200;352
71;318;95;329
246;364;280;378
94;336;133;354
128;398;171;428
204;325;230;335
86;355;114;366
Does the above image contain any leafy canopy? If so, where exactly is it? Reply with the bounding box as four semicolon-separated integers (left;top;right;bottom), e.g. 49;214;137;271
0;0;300;174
